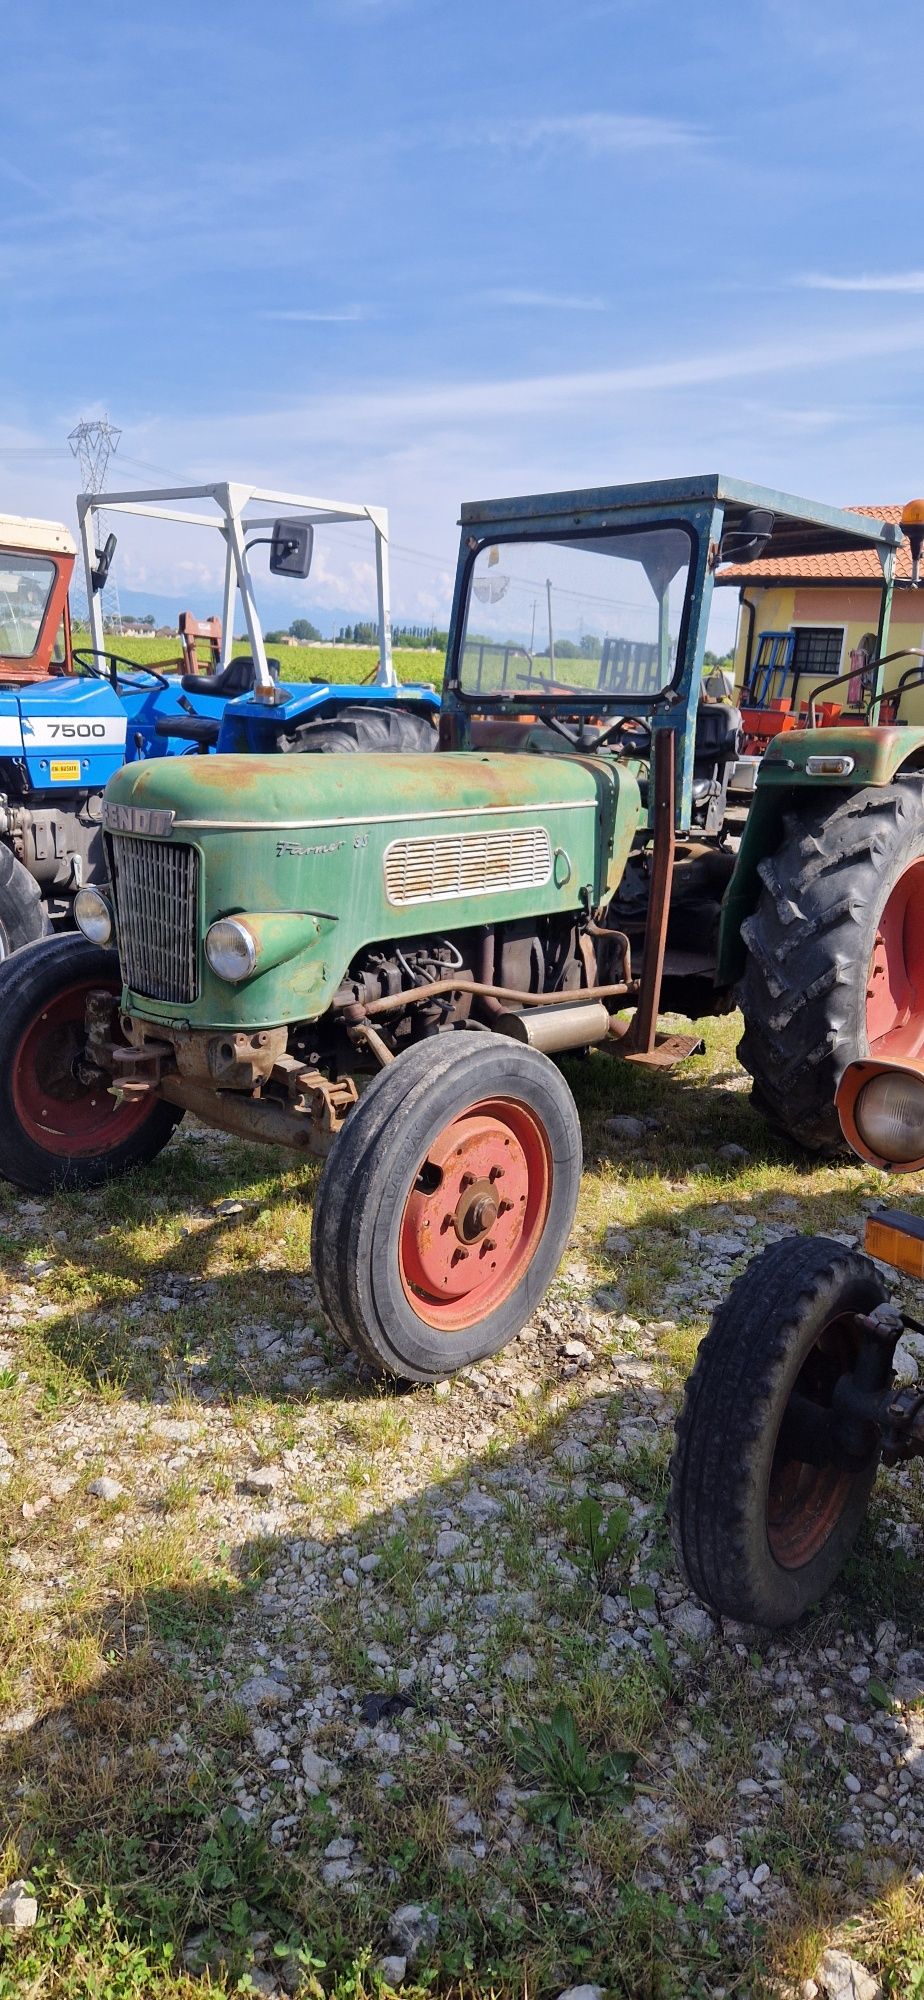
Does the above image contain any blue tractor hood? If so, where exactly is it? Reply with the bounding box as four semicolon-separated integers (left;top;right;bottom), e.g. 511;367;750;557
0;678;129;788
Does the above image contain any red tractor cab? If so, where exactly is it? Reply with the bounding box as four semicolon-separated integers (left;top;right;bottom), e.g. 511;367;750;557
0;516;75;685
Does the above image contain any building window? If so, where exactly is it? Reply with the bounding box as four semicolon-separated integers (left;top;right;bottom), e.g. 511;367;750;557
791;626;843;682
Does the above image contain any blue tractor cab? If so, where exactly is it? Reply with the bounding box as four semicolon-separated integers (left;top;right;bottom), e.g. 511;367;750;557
0;481;439;954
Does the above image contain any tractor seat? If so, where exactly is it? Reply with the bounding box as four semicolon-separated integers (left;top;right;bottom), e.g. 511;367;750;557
154;713;222;749
180;655;280;698
693;702;743;765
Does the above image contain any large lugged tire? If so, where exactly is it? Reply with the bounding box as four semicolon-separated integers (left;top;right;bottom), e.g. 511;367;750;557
670;1237;888;1626
312;1034;582;1382
282;703;437;755
0;934;184;1193
0;846;47;958
738;780;924;1151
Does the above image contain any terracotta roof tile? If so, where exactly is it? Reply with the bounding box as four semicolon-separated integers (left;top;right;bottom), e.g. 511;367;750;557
719;505;911;584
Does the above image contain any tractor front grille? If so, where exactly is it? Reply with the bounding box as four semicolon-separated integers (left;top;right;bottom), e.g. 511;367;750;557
108;834;200;1004
383;825;554;906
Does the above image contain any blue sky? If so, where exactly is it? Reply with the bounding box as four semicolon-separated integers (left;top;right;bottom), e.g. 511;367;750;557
4;0;924;641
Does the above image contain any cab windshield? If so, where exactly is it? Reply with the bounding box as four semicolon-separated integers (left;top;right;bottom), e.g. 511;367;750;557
458;523;693;704
0;554;56;658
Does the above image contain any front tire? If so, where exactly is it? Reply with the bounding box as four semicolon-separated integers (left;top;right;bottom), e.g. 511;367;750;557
670;1237;889;1626
312;1034;582;1382
0;934;184;1193
0;846;47;959
738;781;924;1152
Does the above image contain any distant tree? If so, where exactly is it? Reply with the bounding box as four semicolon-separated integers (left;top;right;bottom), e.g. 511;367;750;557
289;618;321;642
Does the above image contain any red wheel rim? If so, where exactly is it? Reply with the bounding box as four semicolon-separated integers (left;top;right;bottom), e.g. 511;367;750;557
767;1312;865;1570
866;858;924;1058
12;978;152;1157
398;1096;552;1332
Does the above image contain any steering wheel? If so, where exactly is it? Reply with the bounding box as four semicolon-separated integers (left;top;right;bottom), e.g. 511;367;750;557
595;715;653;757
71;646;171;692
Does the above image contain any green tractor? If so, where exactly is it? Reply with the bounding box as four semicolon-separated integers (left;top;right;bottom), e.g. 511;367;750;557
1;474;923;1381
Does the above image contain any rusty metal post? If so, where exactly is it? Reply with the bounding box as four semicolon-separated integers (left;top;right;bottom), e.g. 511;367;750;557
625;728;677;1057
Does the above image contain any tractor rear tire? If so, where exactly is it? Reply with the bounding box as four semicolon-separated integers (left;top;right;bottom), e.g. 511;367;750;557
738;781;924;1152
670;1236;887;1626
282;703;437;755
0;934;184;1193
0;846;47;959
312;1033;582;1382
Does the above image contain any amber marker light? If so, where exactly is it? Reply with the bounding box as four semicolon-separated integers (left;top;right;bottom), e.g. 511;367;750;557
864;1208;924;1278
901;499;924;586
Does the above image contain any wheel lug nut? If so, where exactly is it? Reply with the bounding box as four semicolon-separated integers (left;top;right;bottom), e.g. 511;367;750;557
459;1172;474;1189
488;1165;504;1181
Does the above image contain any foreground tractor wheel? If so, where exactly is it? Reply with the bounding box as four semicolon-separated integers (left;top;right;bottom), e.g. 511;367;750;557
738;782;924;1152
670;1237;889;1626
0;847;47;959
312;1034;582;1382
0;935;184;1194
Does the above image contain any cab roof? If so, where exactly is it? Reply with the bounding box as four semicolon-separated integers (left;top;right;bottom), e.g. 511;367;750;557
0;514;76;558
459;474;904;565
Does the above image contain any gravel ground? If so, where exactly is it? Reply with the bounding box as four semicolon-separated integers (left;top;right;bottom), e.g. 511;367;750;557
1;1042;922;1997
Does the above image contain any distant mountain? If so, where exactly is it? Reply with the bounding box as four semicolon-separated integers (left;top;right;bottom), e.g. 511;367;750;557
94;582;386;640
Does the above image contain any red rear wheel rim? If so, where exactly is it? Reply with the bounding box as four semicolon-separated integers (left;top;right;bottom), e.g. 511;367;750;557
767;1312;866;1570
398;1096;552;1332
12;978;151;1157
866;858;924;1058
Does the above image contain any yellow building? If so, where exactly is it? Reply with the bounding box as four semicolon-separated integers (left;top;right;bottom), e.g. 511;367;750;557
720;503;924;723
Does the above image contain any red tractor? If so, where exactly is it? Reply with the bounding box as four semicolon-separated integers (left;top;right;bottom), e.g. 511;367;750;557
671;1054;924;1625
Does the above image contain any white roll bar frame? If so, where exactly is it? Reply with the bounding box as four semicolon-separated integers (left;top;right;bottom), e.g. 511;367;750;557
76;479;394;702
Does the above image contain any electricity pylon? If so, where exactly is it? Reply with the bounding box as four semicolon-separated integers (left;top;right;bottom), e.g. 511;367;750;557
68;416;123;631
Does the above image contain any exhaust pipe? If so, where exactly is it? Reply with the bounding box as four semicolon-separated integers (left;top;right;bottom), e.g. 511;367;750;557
493;1000;611;1055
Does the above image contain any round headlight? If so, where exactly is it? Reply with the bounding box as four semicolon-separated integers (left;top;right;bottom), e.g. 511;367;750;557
204;918;258;983
74;886;113;945
854;1071;924;1164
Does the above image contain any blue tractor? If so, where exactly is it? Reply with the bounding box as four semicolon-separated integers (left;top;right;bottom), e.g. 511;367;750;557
0;480;439;955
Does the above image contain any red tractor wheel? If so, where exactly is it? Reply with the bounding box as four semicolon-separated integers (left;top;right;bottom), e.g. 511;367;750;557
670;1237;892;1626
866;856;924;1059
0;936;183;1193
312;1034;582;1382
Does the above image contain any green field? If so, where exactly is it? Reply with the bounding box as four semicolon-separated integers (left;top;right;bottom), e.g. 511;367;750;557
89;635;445;689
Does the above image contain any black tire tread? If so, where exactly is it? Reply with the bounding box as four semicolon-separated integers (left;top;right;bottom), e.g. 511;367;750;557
283;703;437;756
0;844;47;956
669;1236;886;1625
737;781;924;1152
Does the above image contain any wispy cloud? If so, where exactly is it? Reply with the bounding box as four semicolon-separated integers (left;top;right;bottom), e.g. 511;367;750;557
482;287;606;312
478;111;705;155
183;318;924;459
797;271;924;294
259;306;370;323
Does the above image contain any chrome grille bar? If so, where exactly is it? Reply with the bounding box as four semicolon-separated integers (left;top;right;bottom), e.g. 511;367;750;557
108;834;199;1003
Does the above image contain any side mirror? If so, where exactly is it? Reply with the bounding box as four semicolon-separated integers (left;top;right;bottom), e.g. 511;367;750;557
719;508;775;567
269;520;313;579
90;531;117;594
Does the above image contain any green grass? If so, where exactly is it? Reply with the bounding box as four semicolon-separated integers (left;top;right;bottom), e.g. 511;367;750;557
81;633;444;688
